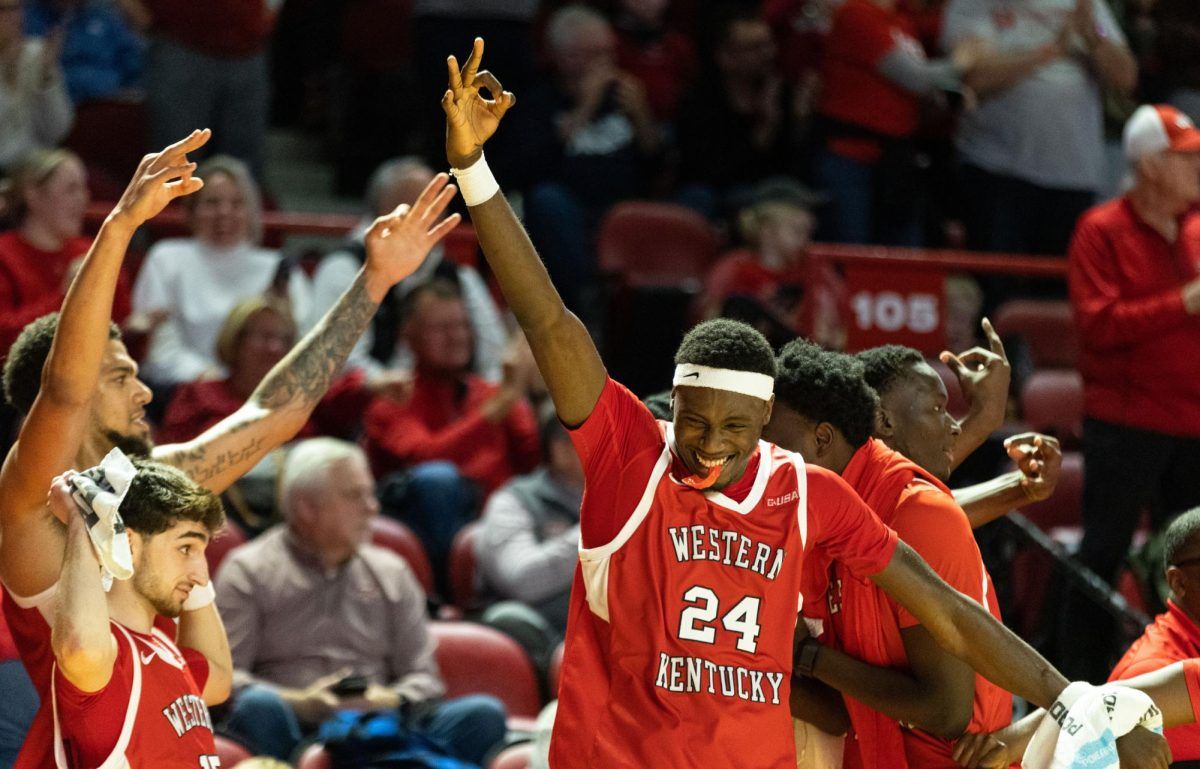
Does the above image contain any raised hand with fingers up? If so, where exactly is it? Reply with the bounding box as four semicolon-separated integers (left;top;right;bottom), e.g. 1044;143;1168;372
442;37;517;169
362;172;461;296
110;128;211;233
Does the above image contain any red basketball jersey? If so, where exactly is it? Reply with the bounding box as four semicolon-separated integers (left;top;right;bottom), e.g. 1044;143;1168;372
549;378;898;768
3;583;215;768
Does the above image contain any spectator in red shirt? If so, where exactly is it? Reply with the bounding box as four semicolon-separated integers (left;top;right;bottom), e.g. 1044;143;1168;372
1110;508;1200;762
1063;104;1200;682
364;279;540;590
0;148;132;360
612;0;698;124
698;177;846;350
159;295;395;446
814;0;965;246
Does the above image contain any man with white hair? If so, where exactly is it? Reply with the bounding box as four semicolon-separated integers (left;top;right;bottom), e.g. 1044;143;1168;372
1061;103;1200;681
215;438;507;763
310;156;506;380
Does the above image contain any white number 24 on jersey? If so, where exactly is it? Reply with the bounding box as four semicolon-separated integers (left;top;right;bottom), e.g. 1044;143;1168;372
678;586;762;653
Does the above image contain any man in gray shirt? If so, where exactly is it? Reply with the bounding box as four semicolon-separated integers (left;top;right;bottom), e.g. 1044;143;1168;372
944;0;1136;256
215;438;507;763
477;405;583;634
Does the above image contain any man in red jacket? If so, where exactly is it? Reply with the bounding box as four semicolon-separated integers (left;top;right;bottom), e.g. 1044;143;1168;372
1064;103;1200;681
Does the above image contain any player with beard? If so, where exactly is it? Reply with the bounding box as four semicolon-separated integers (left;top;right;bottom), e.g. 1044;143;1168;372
46;460;227;768
440;37;1157;768
0;130;461;767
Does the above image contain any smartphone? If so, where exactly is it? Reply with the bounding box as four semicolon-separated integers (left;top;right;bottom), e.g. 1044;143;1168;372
331;674;369;697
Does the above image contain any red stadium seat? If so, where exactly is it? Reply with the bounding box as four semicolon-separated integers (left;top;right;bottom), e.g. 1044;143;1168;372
548;642;565;697
597;202;720;289
370;517;435;596
993;299;1079;368
207;520;249;580
1021;450;1083;532
490;743;535;769
448;523;481;611
429;621;542;720
1020;370;1084;446
296;744;332;769
213;735;254;766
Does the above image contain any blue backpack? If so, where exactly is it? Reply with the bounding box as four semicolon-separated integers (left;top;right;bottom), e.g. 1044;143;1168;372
316;710;480;769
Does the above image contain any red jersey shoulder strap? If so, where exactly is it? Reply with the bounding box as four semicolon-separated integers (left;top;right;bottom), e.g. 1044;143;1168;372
52;623;142;769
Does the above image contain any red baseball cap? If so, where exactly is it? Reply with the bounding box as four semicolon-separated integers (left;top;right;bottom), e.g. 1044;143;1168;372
1124;104;1200;161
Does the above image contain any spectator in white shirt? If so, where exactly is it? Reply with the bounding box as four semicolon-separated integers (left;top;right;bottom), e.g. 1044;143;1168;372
132;154;311;386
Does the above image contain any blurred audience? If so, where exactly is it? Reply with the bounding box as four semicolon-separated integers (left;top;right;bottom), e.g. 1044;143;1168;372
1061;104;1200;681
698;176;846;350
216;438;508;764
311;156;505;381
814;0;964;246
477;403;583;633
0;147;132;357
612;0;698;125
140;0;274;179
158;296;393;445
675;7;804;218
944;0;1136;256
0;593;36;769
1154;0;1200;123
24;0;144;105
505;4;663;316
0;1;73;172
131;155;311;387
1109;508;1200;763
364;280;539;587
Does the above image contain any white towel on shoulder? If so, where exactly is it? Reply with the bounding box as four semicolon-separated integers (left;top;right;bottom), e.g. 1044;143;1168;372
1023;681;1163;769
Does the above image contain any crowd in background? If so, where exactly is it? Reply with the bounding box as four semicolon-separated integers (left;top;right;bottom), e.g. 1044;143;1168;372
1;0;1200;767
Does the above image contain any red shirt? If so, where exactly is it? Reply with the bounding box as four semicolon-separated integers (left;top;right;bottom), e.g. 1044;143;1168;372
0;231;132;360
55;623;215;768
362;373;540;495
0;590;16;661
548;378;899;768
818;0;922;162
145;0;274;57
700;249;848;348
159;369;371;445
1068;199;1200;436
1110;601;1200;760
614;27;697;122
3;584;204;769
828;439;1011;769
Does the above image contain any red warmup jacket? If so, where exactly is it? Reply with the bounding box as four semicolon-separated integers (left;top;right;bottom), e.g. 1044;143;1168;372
1068;198;1200;437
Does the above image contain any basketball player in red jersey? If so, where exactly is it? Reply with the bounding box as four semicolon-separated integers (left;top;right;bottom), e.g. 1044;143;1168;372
46;461;226;768
0;132;460;767
766;341;1011;768
442;37;1122;768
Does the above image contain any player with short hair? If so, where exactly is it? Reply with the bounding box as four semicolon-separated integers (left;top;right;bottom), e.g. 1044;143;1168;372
46;458;227;767
766;340;1010;768
439;37;1138;768
0;130;461;768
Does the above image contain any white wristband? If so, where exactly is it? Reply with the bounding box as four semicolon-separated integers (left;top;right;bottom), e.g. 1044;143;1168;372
450;152;500;207
182;581;215;611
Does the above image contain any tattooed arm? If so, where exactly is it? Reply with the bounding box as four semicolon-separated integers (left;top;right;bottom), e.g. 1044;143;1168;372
155;176;461;493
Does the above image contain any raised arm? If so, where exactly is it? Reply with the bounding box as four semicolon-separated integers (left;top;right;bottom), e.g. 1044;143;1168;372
0;130;209;596
49;473;117;693
869;542;1068;709
441;38;607;427
939;319;1010;472
155;176;461;493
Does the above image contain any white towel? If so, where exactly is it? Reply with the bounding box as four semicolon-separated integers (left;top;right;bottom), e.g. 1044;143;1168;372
69;448;137;591
1023;681;1164;769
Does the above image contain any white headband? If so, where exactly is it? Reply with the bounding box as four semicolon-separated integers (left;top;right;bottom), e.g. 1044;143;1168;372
672;363;774;401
